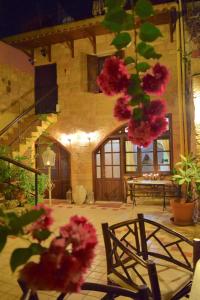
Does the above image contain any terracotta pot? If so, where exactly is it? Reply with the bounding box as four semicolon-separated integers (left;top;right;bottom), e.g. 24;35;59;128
170;199;195;226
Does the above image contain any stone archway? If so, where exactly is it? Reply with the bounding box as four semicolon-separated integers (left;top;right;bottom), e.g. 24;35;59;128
36;136;71;199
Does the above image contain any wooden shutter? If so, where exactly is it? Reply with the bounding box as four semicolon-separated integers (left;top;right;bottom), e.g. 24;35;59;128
87;54;99;93
87;51;125;93
35;63;58;114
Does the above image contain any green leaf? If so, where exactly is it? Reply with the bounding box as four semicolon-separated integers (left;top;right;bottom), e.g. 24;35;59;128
138;93;150;104
102;10;134;32
137;42;162;59
139;22;162;42
33;230;51;241
128;74;142;96
180;154;187;161
124;56;135;65
18;209;45;228
112;32;132;50
6;212;22;234
105;0;126;9
179;179;185;185
133;107;143;121
135;0;154;19
10;243;44;272
129;93;150;106
0;227;7;252
173;175;183;179
136;62;151;72
10;248;32;272
129;97;141;106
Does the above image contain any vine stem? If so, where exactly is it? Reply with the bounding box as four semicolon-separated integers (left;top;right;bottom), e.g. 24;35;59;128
131;2;139;77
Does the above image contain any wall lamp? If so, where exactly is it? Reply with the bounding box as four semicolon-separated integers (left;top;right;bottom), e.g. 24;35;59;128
59;131;99;146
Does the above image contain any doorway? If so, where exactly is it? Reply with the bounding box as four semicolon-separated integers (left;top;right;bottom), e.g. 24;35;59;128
36;136;71;199
93;136;123;202
93;120;172;202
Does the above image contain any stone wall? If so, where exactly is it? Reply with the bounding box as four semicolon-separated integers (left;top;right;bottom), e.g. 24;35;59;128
0;42;34;132
33;14;183;192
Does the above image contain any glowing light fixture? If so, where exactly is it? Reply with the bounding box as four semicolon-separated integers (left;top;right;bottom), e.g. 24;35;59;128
59;131;99;146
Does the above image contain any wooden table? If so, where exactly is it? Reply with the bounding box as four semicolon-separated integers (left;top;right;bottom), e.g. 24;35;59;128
127;179;179;210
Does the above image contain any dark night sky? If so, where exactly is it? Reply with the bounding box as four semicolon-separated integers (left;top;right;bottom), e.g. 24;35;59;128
0;0;173;38
0;0;93;38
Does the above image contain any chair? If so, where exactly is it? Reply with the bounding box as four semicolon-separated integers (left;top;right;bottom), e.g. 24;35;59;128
18;280;149;300
102;213;200;300
123;176;134;204
189;258;200;300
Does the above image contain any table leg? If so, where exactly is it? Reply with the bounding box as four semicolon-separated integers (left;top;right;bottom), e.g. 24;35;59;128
163;185;166;211
130;184;136;206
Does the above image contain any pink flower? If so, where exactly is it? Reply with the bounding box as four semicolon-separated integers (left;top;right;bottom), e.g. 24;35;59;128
128;119;153;147
153;63;169;84
113;96;132;121
142;63;169;95
150;116;168;138
27;204;53;241
144;99;167;120
127;108;168;147
20;215;97;293
97;56;130;96
60;215;97;252
20;252;84;292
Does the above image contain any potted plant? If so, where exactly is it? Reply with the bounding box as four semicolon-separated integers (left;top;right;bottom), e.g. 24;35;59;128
171;154;200;225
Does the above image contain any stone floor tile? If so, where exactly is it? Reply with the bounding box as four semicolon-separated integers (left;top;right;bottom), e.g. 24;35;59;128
0;201;199;299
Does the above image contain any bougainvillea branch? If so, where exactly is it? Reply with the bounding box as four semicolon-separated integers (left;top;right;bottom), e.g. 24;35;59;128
97;0;170;147
0;205;97;293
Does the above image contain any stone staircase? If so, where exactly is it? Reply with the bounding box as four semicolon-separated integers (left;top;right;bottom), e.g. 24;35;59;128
1;113;57;158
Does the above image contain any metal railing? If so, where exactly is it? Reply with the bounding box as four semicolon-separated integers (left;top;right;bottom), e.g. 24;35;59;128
0;156;41;205
0;86;57;138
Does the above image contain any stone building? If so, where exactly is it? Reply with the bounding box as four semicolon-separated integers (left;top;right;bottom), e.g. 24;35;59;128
0;2;198;201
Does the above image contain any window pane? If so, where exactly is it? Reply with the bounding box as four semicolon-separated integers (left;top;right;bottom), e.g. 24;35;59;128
165;117;169;131
157;139;169;151
113;153;120;165
158;152;170;165
112;140;120;152
141;143;153;152
105;153;112;165
113;166;120;178
159;165;170;172
96;167;101;178
126;153;137;165
141;152;153;165
125;141;137;152
96;153;101;166
142;165;154;173
104;141;111;152
105;166;112;178
126;166;137;172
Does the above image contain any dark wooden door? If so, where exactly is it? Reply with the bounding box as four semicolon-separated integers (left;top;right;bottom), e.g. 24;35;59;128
36;137;71;199
35;63;58;114
94;139;123;201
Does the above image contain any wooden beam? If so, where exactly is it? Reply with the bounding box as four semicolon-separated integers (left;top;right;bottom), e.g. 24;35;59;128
87;34;97;54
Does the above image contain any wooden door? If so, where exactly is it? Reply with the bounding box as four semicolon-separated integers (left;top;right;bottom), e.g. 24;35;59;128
36;137;71;199
35;63;58;114
94;138;123;201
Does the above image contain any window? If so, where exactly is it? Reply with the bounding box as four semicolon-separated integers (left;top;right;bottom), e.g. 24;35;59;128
124;115;172;175
94;115;173;179
87;51;124;93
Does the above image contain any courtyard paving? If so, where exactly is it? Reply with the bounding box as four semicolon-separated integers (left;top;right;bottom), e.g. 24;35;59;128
0;201;200;299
